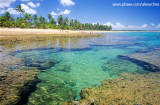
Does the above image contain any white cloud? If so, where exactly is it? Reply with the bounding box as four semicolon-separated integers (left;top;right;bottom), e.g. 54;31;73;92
50;9;70;17
103;22;114;26
103;22;150;30
114;22;125;28
0;2;36;15
50;11;57;16
127;24;148;30
92;23;98;25
155;24;160;29
141;24;147;28
0;8;19;14
0;0;16;8
6;8;19;14
103;22;125;30
127;25;139;29
60;9;70;15
20;0;30;1
27;2;40;8
0;9;6;14
60;0;75;6
21;4;36;14
50;11;57;18
151;23;155;27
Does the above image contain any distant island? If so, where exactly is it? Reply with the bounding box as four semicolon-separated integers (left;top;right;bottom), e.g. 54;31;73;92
0;5;112;31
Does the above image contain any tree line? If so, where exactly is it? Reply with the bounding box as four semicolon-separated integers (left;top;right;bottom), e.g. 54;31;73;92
0;5;112;31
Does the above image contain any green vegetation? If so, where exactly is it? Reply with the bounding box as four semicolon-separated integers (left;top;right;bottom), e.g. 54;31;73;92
0;6;112;30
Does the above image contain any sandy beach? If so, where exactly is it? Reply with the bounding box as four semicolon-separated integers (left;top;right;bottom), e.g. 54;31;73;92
0;28;113;36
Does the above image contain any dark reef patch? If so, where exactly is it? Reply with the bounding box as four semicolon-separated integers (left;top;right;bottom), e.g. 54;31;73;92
101;58;147;76
118;55;160;72
23;59;59;70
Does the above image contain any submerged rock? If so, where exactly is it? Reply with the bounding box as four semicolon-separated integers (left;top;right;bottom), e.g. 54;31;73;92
118;55;160;72
118;48;160;72
23;58;59;70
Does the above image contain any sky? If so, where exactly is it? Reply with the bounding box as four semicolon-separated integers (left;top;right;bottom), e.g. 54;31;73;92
0;0;160;30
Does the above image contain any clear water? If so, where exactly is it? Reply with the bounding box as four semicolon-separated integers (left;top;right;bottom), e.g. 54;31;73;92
12;32;160;104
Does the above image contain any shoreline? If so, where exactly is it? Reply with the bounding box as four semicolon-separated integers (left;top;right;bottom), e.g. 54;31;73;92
0;28;110;36
1;28;159;36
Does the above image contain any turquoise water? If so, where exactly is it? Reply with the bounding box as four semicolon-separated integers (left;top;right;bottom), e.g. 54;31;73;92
12;32;160;104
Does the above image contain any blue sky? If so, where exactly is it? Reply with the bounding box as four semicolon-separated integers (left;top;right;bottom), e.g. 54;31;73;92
0;0;160;30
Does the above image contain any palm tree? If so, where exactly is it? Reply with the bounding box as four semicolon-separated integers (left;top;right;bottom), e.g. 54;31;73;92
2;12;12;27
10;17;15;21
24;13;29;21
39;16;46;24
15;5;25;18
64;17;69;25
39;16;46;29
50;18;56;25
25;13;31;22
28;14;31;23
33;14;38;23
3;12;11;20
70;19;74;26
48;14;52;21
24;13;32;27
58;15;63;25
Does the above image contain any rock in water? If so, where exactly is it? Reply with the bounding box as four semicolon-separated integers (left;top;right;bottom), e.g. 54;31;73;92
23;58;59;70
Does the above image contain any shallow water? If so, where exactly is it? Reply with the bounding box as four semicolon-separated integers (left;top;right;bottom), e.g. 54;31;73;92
11;32;160;104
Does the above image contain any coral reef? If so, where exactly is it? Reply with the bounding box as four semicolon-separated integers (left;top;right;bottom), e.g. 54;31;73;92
78;72;160;105
0;67;39;105
0;51;39;105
